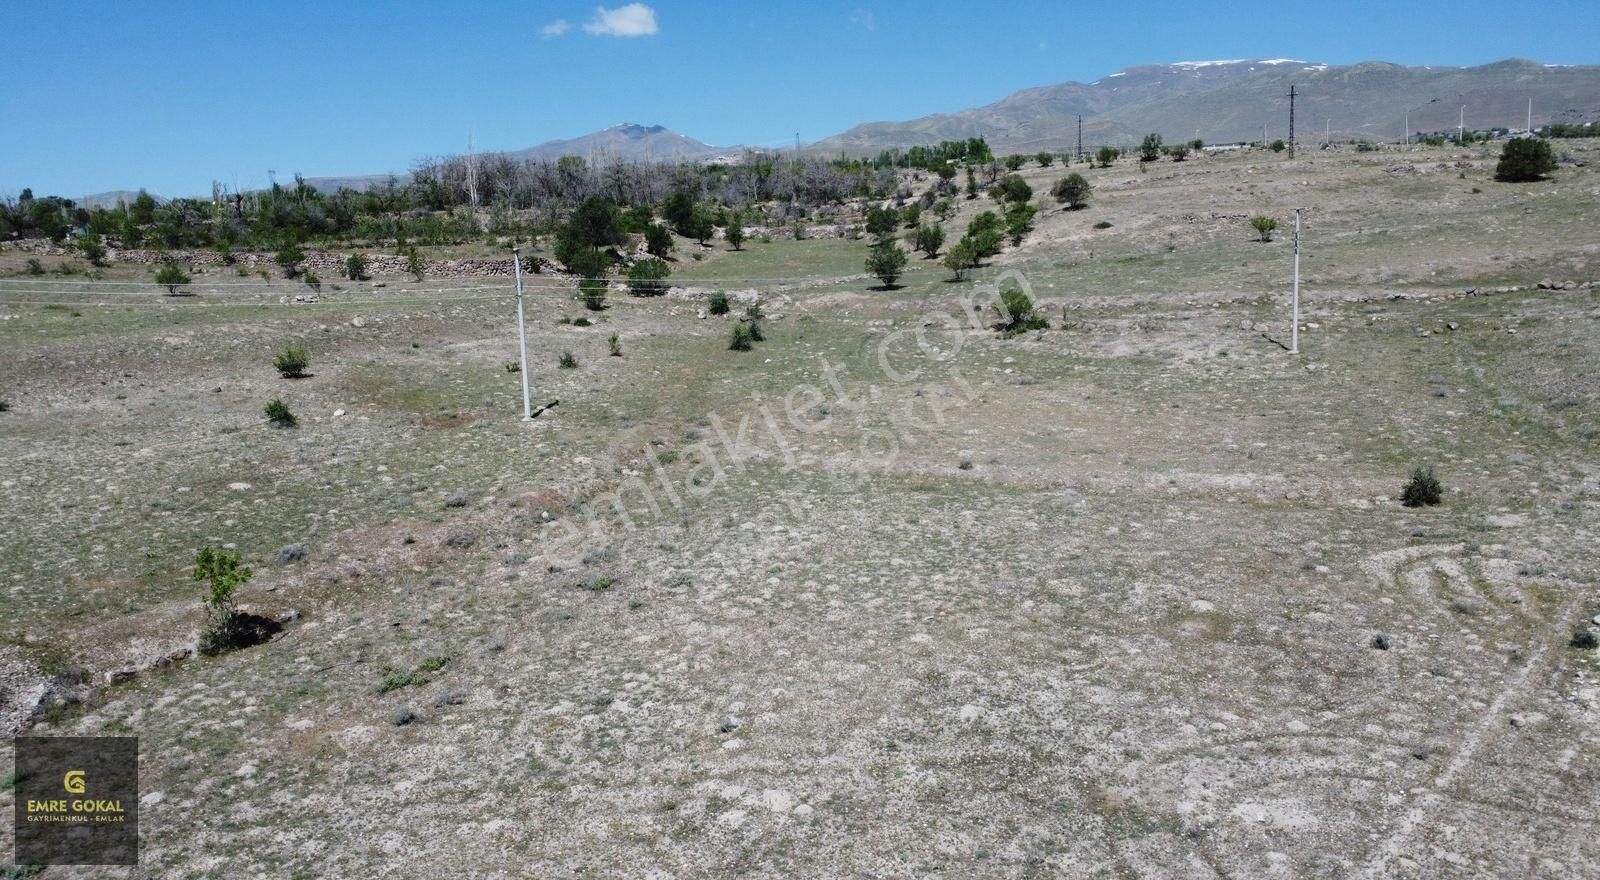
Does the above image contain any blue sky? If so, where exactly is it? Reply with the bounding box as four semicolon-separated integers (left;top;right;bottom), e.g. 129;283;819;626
3;0;1595;198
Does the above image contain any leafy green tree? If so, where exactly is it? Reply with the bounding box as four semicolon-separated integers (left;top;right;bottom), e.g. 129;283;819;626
1269;139;1287;153
130;190;158;225
965;167;979;200
943;239;978;280
1495;138;1557;182
724;214;745;251
627;257;671;296
405;247;425;281
681;209;715;245
644;223;674;258
1189;138;1204;152
1005;202;1037;246
964;211;1005;258
661;192;696;232
77;233;108;267
1139;133;1164;162
994;279;1048;337
900;203;921;228
568;196;624;249
1095;146;1118;168
564;246;609;279
276;242;305;278
933;198;955;222
1003;155;1026;172
345;254;368;280
193;546;250;618
1052;173;1092;209
990;174;1032;205
865;239;908;288
865;204;899;240
1036;152;1054;168
156;261;191;295
914;223;946;258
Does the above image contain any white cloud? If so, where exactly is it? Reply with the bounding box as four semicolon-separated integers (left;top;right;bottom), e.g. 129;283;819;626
583;3;658;37
540;18;571;38
849;9;876;31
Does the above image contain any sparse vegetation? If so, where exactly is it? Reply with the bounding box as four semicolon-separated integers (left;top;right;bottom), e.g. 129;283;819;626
558;350;578;369
405;247;426;281
993;280;1049;337
345;254;368;280
866;239;908;288
275;242;305;278
728;323;755;351
608;333;622;356
708;290;731;315
192;546;256;655
1139;133;1164;162
626;257;670;296
913;223;945;258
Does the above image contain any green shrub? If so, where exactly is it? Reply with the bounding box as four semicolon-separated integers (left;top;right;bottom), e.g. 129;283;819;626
745;304;765;341
994;280;1049;337
914;223;945;258
25;258;44;275
345;254;368;280
274;344;310;378
193;546;252;655
1249;216;1279;242
1269;139;1287;152
275;242;305;278
303;269;321;292
1400;467;1442;507
724;216;745;251
0;400;9;413
1139;133;1164;162
264;398;297;427
378;670;428;693
728;324;755;351
580;277;608;311
626;257;670;296
865;240;908;288
1495;138;1556;182
1093;220;1113;229
504;361;521;373
155;262;191;295
1095;146;1117;168
1052;173;1092;209
405;247;425;281
943;239;979;280
644;223;674;258
608;333;622;357
708;290;730;315
558;350;578;369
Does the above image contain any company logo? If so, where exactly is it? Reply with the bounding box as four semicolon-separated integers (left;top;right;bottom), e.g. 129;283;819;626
14;737;139;865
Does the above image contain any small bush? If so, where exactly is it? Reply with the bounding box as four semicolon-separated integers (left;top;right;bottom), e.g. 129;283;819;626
193;546;279;655
1249;216;1279;242
580;278;608;311
276;242;305;278
729;323;755;351
1495;138;1556;182
274;344;310;378
1093;220;1113;230
379;670;428;693
627;257;670;296
994;281;1049;337
1571;628;1599;650
608;333;622;356
0;400;9;413
1400;467;1443;507
708;290;731;315
345;254;368;280
558;350;578;369
1052;173;1092;209
418;655;449;673
264;398;297;428
571;316;592;327
303;269;322;292
504;361;521;373
1269;139;1287;152
25;258;45;275
405;247;425;281
155;262;191;295
745;304;766;342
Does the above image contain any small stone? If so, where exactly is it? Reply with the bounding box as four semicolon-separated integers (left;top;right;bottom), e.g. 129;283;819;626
276;543;307;564
432;691;465;708
1570;629;1598;650
1371;633;1392;651
350;316;366;328
718;715;742;734
1411;746;1427;761
444;490;468;508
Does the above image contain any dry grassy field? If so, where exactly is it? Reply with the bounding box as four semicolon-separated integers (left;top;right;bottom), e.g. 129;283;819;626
3;140;1599;878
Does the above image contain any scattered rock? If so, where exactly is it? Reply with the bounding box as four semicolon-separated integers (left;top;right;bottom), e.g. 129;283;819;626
1371;633;1392;651
718;715;742;734
444;490;468;508
392;705;417;726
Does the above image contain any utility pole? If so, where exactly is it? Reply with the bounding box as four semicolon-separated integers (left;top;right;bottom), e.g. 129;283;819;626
1263;123;1268;146
1527;98;1533;133
1326;118;1331;147
1403;112;1409;148
1459;105;1465;144
1287;85;1297;158
1291;209;1302;355
512;247;533;420
467;132;479;210
1077;116;1083;162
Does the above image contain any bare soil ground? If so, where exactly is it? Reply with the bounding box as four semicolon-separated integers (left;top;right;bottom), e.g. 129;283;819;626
3;141;1599;878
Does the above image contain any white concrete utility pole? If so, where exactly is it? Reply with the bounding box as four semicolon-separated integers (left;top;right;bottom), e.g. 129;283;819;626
512;247;533;420
1291;209;1302;355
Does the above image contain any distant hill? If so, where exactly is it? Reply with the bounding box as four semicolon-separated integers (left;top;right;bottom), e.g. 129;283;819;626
810;58;1600;154
78;190;165;210
302;123;735;193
